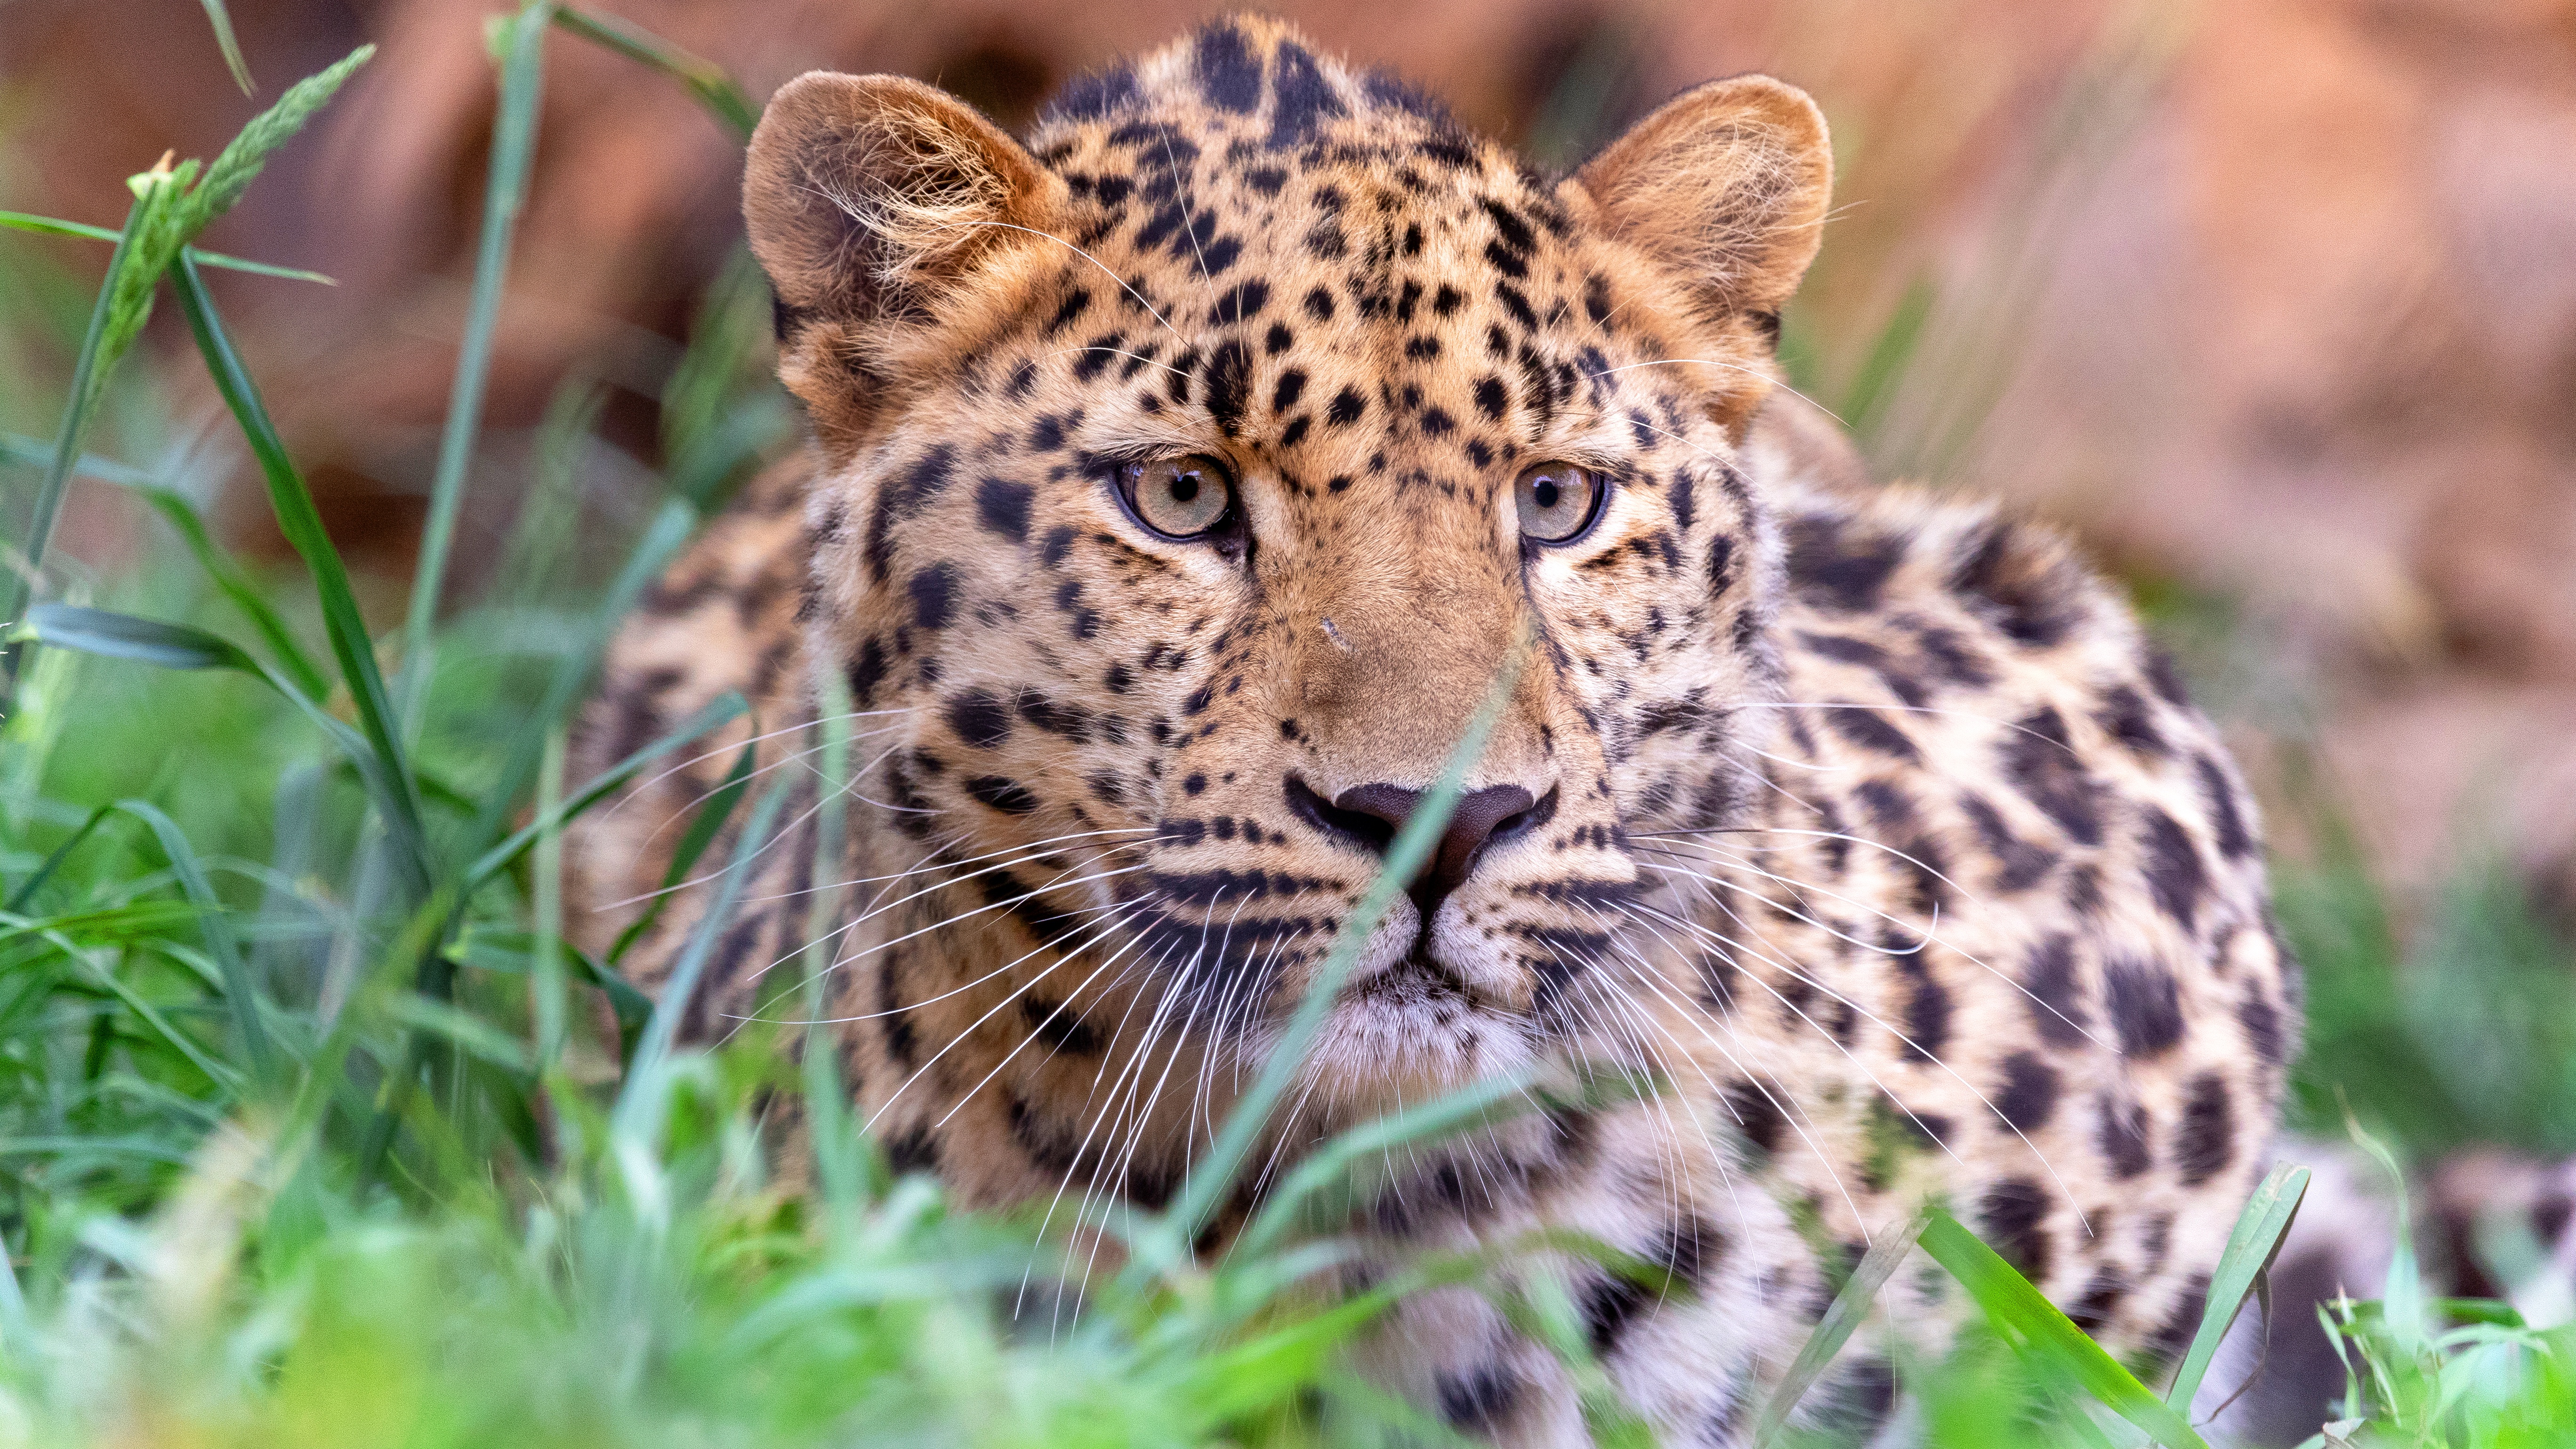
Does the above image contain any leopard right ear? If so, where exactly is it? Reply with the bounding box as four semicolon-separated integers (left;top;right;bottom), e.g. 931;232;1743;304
744;72;1061;440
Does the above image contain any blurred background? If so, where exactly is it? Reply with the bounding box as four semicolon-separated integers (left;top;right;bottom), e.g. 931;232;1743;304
3;0;2574;1432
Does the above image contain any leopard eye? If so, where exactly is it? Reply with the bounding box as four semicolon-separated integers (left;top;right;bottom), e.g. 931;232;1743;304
1514;462;1604;545
1118;455;1235;539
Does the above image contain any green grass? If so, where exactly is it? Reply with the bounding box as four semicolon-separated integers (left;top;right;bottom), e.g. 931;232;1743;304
3;11;2573;1448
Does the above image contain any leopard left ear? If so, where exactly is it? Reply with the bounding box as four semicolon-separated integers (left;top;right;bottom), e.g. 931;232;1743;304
1569;75;1831;338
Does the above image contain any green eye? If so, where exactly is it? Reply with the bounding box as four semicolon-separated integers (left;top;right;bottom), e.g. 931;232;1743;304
1514;462;1604;545
1119;455;1235;539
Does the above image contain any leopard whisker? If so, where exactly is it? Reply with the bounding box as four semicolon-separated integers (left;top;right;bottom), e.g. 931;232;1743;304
871;893;1164;1141
777;860;1157;1017
905;215;1189;346
600;706;904;825
1579;916;1872;1234
1639;840;2105;1051
1626;890;2097;1235
1594;360;1846;428
1046;345;1190;380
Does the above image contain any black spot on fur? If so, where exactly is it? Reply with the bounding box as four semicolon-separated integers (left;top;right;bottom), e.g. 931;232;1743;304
1895;943;1951;1062
1950;523;2081;646
883;1123;937;1175
1044;289;1092;337
2099;684;2165;757
1994;1051;2062;1132
975;476;1033;540
865;444;955;583
1438;1365;1521;1433
846;638;888;707
2175;1072;2234;1187
2141;807;2207;930
908;563;957;629
2066;1272;2129;1336
1211;279;1269;326
1723;1079;1787;1163
1580;1269;1653;1355
1040;524;1078;567
966;775;1039;814
2103;956;2182;1057
1825;706;1921;763
1049;65;1138;123
1019;994;1102;1055
1193;21;1263;112
945;692;1013;749
2097;1093;2153;1178
1980;1178;2052;1283
1203;338;1251;435
1786;511;1903;612
2198;755;2254;860
1265;41;1346;147
1814;1359;1898;1440
2019;935;2090;1047
2238;984;2285;1066
2002;707;2104;846
1658;1214;1720;1292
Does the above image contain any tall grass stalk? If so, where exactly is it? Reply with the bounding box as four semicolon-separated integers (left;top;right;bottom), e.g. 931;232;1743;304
398;0;554;735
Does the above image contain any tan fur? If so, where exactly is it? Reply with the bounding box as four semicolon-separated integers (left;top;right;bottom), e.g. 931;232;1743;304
571;18;2297;1445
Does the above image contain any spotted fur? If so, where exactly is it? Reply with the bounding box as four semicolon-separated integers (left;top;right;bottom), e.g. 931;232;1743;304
568;18;2299;1445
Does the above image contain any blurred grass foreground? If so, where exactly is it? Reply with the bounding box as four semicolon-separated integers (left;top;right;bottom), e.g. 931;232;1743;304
2;4;2575;1447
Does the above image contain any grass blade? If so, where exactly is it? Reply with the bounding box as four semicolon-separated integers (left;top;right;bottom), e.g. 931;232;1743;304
468;495;699;853
0;182;166;706
552;7;758;140
2165;1163;2313;1413
613;771;793;1136
5;803;118;914
605;725;756;965
1753;1203;1936;1445
797;665;870;1220
16;606;415;876
111;798;277;1082
464;690;749;892
125;484;330;700
166;255;429;894
185;47;374;232
1918;1208;2209;1449
397;1;551;732
532;726;569;1071
196;0;255;92
0;212;333;283
1152;629;1531;1260
1235;1068;1539;1261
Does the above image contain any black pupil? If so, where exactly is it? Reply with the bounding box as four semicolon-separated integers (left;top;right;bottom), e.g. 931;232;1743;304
1168;473;1199;504
1533;478;1562;510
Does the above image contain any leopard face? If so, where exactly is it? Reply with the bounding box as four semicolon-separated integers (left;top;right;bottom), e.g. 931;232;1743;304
746;18;1828;1142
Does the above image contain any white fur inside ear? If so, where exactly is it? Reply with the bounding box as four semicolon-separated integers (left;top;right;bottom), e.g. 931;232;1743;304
813;104;1018;297
744;72;1050;322
1573;75;1833;324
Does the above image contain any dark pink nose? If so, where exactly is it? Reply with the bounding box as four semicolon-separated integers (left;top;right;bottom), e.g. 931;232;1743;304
1286;778;1553;915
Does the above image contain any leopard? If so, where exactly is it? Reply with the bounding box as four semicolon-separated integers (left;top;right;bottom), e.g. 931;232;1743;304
566;16;2302;1445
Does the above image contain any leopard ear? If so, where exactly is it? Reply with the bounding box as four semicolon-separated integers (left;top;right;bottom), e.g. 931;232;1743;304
744;72;1059;433
1570;75;1831;338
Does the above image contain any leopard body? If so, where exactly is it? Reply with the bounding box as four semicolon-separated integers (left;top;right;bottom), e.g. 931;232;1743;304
569;19;2299;1443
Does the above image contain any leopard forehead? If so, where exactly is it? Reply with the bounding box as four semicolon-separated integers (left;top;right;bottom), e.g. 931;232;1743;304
781;16;1807;1051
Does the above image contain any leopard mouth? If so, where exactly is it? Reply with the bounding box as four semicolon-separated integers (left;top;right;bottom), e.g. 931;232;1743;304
1342;947;1495;1013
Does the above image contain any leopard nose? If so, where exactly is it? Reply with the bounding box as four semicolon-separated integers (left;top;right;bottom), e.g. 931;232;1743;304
1287;778;1551;915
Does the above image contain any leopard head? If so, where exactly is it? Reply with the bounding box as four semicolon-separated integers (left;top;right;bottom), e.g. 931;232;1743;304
745;16;1831;1145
